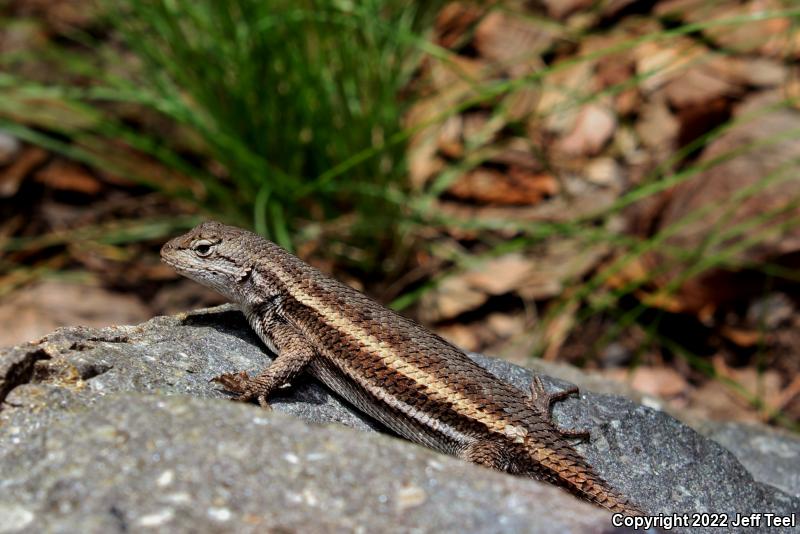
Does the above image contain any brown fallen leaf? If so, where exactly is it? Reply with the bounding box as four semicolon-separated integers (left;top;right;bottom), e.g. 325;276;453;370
435;175;619;225
13;0;100;32
645;91;800;314
473;10;560;75
585;157;622;187
629;366;689;398
86;138;202;197
435;1;485;49
446;167;558;206
634;38;706;94
405;55;489;189
555;103;617;157
435;323;481;352
437;114;465;159
486;138;544;171
35;159;102;195
421;237;609;324
702;0;793;58
535;61;596;135
635;94;679;157
541;298;578;361
712;56;787;89
720;326;764;348
0;145;47;198
541;0;593;20
503;83;542;123
460;254;538;296
664;59;742;109
418;274;488;323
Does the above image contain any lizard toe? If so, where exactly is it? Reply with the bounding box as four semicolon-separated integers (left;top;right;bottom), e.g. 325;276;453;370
256;395;272;410
232;391;257;403
212;371;252;394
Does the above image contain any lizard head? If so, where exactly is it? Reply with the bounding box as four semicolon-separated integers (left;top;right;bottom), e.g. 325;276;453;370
161;220;258;302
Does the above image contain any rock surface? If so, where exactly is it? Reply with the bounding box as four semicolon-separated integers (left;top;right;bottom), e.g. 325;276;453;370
1;305;798;533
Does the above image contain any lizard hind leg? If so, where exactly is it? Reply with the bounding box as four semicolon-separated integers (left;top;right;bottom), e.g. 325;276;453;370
460;440;512;473
527;375;590;440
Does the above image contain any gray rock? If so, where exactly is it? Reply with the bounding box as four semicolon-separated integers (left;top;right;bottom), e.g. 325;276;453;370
697;420;800;498
0;392;610;534
1;305;798;533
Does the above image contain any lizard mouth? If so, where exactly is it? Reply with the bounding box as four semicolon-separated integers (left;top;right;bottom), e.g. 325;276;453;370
160;254;188;272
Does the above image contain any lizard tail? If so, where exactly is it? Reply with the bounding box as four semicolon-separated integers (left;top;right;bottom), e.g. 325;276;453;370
522;443;646;516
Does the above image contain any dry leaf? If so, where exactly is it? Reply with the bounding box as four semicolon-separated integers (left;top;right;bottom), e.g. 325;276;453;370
447;167;558;206
664;59;741;109
435;323;481;352
658;91;800;270
535;61;596;135
517;239;609;301
634;38;706;94
585;157;622;186
35;159;102;195
630;366;688;398
486;138;544;171
461;254;537;296
437;115;464;159
436;173;619;225
635;94;679;156
435;2;484;49
721;327;764;348
0;146;47;198
486;312;528;339
556;103;617;156
418;275;488;322
541;0;593;20
473;11;559;75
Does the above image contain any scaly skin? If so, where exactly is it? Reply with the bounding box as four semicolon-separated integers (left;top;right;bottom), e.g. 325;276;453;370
161;221;644;515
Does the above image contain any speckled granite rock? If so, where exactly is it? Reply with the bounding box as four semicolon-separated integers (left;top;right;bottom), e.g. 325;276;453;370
0;393;611;533
697;420;800;498
1;305;798;533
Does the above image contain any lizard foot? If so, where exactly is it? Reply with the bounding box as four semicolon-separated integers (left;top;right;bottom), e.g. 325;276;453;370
528;375;579;413
211;371;272;409
528;375;589;440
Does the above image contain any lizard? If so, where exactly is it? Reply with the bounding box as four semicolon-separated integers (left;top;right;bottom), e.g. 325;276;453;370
161;221;644;515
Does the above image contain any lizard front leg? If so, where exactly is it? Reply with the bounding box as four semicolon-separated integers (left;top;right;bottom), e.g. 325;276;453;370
212;322;315;408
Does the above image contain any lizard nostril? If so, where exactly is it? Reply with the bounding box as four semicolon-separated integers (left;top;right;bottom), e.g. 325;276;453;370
160;241;176;256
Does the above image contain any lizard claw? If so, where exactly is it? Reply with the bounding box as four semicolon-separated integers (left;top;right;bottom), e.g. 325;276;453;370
212;371;272;409
212;371;252;393
232;390;272;410
256;395;272;410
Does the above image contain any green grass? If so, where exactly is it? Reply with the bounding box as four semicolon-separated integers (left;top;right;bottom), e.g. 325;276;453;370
2;0;447;270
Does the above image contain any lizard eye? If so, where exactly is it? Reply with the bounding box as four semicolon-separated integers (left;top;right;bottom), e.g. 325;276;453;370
192;240;214;257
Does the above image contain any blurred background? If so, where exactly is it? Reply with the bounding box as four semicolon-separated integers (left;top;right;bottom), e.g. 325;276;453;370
0;0;798;430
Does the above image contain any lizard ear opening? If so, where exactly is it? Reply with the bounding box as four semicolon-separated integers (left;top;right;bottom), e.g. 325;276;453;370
192;239;215;257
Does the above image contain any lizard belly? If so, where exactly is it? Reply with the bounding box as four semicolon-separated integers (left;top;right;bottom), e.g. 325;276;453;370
308;357;469;456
